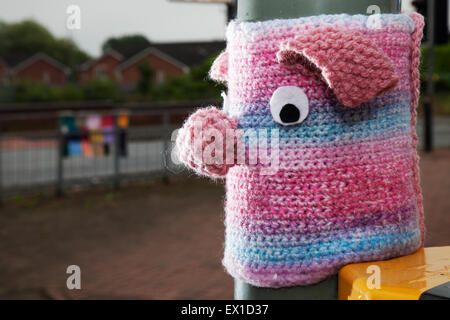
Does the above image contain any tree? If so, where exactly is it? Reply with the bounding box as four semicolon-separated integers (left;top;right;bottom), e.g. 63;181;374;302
137;62;154;96
151;52;225;102
0;20;90;72
102;35;151;59
83;79;120;101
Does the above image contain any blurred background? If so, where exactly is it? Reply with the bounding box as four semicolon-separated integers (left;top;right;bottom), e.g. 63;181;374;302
0;0;448;299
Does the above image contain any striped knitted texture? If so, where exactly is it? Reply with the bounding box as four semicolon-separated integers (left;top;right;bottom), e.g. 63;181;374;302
179;13;425;288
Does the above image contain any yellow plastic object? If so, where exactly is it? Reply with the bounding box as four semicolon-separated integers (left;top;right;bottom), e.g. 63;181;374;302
338;246;450;300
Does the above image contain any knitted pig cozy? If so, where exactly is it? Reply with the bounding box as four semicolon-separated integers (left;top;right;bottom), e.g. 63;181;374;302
177;13;424;287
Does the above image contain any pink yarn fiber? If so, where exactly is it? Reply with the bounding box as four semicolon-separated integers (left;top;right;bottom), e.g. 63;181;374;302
177;14;425;288
277;26;399;107
210;51;229;83
409;13;425;245
176;106;238;178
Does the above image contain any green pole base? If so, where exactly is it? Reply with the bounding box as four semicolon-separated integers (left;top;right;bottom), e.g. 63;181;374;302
237;0;400;21
234;275;338;300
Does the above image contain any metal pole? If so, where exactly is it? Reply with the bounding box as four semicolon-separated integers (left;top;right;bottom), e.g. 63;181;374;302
237;0;400;21
234;0;400;300
226;0;237;21
0;120;3;206
113;113;120;190
56;114;64;197
424;0;435;152
162;110;170;184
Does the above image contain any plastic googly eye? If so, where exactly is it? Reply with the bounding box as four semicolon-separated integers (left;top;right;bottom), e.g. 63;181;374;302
269;86;309;126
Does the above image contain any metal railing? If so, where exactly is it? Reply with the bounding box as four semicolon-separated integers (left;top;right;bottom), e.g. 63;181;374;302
0;101;216;201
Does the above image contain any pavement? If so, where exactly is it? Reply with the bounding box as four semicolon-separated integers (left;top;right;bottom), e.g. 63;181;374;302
0;148;448;299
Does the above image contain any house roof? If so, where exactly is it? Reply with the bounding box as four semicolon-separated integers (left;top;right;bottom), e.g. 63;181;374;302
12;53;70;74
115;41;225;73
151;41;225;67
116;46;190;73
1;54;28;68
78;48;123;71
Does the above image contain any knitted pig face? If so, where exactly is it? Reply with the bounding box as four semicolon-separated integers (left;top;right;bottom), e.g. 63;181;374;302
177;14;424;287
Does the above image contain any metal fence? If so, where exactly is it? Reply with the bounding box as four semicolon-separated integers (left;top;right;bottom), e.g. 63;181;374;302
0;101;215;201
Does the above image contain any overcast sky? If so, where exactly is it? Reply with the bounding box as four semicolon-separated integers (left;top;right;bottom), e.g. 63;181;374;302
0;0;446;58
0;0;227;56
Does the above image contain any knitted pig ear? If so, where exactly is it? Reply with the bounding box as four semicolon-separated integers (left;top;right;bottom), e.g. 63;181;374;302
277;26;399;107
209;51;228;83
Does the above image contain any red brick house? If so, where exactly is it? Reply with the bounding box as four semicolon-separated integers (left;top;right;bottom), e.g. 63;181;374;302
12;53;70;85
75;41;225;91
116;47;189;91
151;41;225;70
115;41;225;91
78;48;123;83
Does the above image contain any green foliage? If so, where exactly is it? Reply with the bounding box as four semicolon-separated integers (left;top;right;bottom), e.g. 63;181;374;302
0;86;14;103
421;44;450;74
102;34;151;59
420;43;450;90
434;91;450;115
15;81;84;102
137;62;154;96
151;53;225;102
419;44;450;116
0;19;90;72
82;79;120;101
14;81;55;102
53;84;84;102
14;79;121;102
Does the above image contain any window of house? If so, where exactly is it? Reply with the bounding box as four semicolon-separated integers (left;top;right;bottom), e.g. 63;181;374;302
95;66;107;78
42;72;50;83
156;70;166;84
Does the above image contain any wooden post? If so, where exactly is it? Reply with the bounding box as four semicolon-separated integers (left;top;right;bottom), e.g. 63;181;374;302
234;0;400;300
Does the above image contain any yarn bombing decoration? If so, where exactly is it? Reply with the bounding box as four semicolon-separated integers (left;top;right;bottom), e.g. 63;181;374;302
176;13;425;287
277;26;399;107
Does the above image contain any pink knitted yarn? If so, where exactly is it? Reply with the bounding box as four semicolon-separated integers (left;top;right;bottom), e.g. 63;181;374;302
409;13;426;245
210;51;228;83
278;26;399;107
176;106;238;178
177;14;425;288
